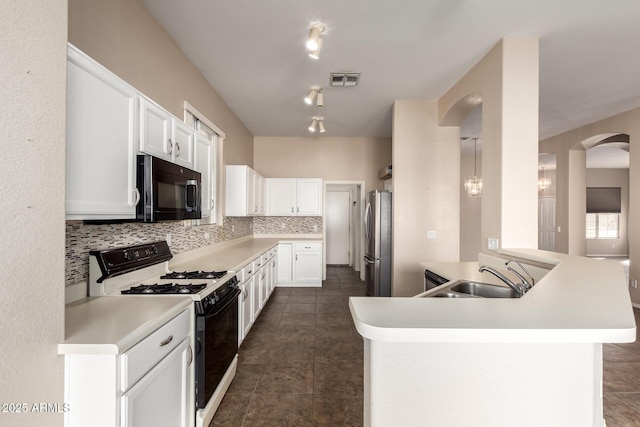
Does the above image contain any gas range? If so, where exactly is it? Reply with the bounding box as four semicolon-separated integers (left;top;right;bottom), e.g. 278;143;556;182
88;241;237;302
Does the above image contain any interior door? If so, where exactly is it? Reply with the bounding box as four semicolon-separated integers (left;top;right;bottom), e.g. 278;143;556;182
326;191;351;264
539;196;557;251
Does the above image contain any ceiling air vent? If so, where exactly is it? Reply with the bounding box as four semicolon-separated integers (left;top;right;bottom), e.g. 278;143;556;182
330;72;360;87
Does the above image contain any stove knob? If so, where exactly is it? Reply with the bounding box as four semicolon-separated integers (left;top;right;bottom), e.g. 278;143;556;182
151;245;159;254
123;251;132;260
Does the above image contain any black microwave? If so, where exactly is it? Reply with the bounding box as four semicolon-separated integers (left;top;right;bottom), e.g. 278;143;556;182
137;155;201;222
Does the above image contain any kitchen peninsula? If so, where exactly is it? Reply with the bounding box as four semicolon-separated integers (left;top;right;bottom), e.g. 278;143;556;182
349;249;636;427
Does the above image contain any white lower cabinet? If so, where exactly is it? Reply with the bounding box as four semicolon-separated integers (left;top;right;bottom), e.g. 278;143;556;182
238;246;278;345
277;242;323;287
121;339;190;427
64;309;192;427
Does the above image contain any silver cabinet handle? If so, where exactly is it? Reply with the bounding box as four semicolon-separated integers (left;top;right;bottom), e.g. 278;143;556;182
160;335;173;347
297;206;299;213
130;188;140;206
175;142;181;158
167;139;173;155
187;345;193;366
291;206;294;213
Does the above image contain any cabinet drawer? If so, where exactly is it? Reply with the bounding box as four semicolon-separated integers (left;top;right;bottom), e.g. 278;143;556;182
120;309;190;392
294;242;322;252
261;252;270;264
254;256;264;270
241;261;255;282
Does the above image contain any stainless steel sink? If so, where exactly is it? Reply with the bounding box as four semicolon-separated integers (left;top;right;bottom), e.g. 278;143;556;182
428;280;521;298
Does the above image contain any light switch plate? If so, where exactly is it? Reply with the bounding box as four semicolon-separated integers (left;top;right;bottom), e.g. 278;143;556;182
427;230;436;239
488;238;499;250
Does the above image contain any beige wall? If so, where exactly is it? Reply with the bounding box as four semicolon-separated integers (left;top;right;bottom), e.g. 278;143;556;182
68;0;254;165
439;38;540;252
1;0;67;425
392;100;461;296
253;137;391;194
586;168;629;257
540;108;640;304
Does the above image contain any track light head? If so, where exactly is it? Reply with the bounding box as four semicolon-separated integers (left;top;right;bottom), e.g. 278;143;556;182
304;86;321;105
308;118;318;132
306;23;325;51
308;37;323;60
316;91;324;107
318;120;326;133
309;116;325;133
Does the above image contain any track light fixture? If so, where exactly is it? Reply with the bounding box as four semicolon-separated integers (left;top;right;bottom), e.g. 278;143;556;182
308;116;325;133
306;23;325;52
304;85;323;106
308;37;323;60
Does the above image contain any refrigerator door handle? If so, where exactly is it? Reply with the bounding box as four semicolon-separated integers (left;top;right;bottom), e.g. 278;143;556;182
364;202;372;242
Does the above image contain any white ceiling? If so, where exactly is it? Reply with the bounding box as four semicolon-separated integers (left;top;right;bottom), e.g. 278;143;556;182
141;0;640;146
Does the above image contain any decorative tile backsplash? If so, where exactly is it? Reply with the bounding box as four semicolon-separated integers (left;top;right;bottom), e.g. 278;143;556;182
65;216;321;286
253;216;323;234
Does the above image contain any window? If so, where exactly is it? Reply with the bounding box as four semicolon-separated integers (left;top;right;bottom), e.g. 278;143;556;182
183;101;226;225
586;213;620;239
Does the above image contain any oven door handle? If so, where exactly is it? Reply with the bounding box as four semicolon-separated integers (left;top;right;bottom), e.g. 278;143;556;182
203;288;241;318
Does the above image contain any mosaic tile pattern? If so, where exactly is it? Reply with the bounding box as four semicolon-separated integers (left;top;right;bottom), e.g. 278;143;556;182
65;217;252;286
253;216;323;234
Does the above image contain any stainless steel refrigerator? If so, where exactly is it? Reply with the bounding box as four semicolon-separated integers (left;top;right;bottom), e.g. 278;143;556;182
364;190;392;297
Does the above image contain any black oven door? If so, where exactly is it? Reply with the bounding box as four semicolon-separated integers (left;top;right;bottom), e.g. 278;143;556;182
195;288;240;409
137;155;202;222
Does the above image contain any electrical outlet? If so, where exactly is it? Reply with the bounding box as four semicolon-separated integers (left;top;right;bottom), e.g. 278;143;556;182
631;279;638;289
313;224;318;232
166;233;171;246
427;230;436;239
488;238;499;250
204;232;210;240
231;225;235;232
281;223;286;229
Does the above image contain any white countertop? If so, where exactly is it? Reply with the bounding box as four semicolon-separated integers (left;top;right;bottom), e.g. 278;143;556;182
59;296;192;355
170;235;323;272
349;249;636;344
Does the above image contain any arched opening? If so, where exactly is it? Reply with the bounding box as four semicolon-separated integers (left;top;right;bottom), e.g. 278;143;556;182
460;104;483;261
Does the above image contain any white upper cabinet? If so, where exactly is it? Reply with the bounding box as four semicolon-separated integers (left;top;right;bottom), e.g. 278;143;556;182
171;119;195;168
66;44;139;220
139;96;194;169
266;178;323;216
194;133;214;221
225;165;264;216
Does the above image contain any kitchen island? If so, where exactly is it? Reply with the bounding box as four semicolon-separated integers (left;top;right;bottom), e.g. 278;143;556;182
349;249;636;427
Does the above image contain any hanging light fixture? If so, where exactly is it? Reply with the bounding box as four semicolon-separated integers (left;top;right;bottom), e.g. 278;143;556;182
306;23;325;52
464;137;482;197
538;166;551;191
308;117;325;133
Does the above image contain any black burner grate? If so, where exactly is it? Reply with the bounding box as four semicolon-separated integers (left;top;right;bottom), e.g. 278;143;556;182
160;270;227;280
121;283;207;294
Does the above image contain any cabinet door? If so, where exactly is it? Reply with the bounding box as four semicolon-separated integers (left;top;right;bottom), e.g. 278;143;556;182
253;172;265;215
296;179;323;215
139;97;171;160
259;268;268;308
267;179;296;215
121;339;191;427
239;281;253;345
194;134;213;220
277;243;294;285
172;119;195;168
66;46;138;220
251;274;261;318
295;252;322;284
247;167;257;215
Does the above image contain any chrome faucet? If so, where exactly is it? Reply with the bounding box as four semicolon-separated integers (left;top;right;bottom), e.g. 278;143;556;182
478;266;526;297
505;260;535;291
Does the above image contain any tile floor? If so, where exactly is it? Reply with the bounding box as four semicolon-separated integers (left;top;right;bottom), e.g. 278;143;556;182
210;265;366;426
211;266;640;426
603;306;640;426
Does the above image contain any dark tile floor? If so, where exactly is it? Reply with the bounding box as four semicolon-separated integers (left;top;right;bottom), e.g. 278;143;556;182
210;266;366;426
211;267;640;426
603;306;640;427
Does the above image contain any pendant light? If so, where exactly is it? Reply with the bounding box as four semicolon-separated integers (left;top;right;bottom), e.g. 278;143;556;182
464;137;482;197
538;166;551;191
